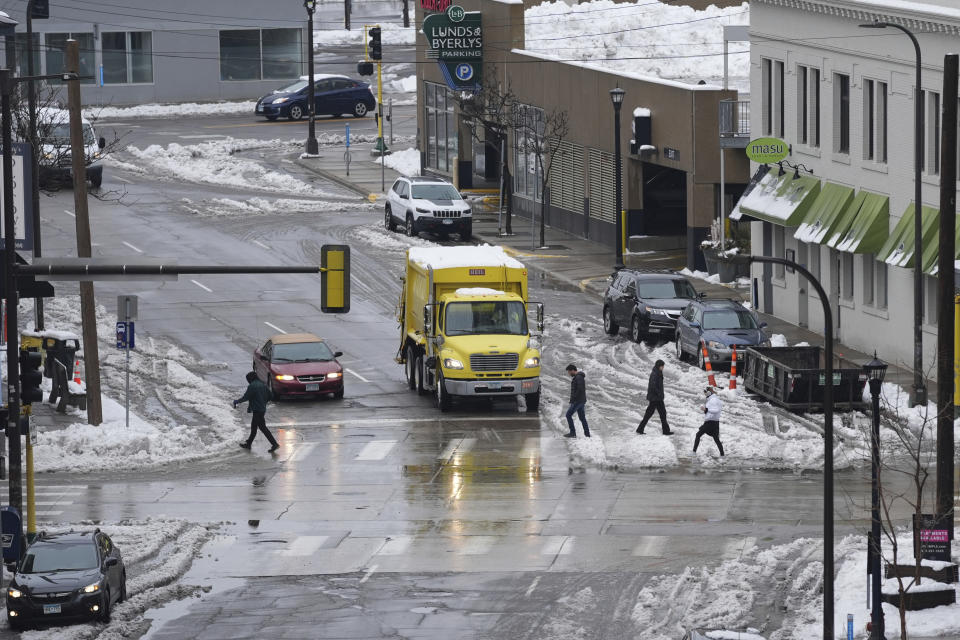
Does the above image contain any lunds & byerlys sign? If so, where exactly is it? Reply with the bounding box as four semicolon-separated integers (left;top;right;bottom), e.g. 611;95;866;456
422;5;482;91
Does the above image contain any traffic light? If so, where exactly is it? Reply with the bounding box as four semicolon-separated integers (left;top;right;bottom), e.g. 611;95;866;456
368;27;382;61
19;349;42;406
321;245;350;313
357;61;374;76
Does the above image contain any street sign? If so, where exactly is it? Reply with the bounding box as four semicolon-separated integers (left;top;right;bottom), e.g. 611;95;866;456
0;506;21;562
0;143;35;251
116;321;135;350
117;294;138;321
745;137;790;164
422;5;482;91
345;124;351;148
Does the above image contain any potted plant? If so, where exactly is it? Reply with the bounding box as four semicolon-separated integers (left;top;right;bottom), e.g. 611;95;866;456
700;218;751;281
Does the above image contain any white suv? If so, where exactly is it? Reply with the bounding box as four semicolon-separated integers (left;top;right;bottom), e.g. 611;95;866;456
385;176;472;240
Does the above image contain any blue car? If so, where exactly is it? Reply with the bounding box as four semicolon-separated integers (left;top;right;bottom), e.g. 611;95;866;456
255;74;376;121
675;298;770;368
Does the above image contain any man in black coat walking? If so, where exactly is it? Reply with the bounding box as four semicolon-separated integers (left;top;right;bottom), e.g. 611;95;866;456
636;359;673;435
564;364;590;438
234;371;280;452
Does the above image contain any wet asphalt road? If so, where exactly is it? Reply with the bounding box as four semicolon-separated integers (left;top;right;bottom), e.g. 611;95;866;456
0;85;897;637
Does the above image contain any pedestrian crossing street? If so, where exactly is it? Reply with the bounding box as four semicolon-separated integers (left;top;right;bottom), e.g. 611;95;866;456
0;483;86;519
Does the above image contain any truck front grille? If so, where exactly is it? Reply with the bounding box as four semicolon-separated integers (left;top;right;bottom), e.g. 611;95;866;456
433;210;461;218
470;353;519;371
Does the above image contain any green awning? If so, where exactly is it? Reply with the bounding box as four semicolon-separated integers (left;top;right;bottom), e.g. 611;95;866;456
921;214;960;275
793;182;855;244
729;167;821;227
827;191;890;253
876;204;939;268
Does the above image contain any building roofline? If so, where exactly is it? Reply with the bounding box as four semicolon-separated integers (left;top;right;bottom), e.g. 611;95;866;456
755;0;960;35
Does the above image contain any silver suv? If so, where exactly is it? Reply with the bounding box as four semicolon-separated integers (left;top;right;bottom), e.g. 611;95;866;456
384;176;472;240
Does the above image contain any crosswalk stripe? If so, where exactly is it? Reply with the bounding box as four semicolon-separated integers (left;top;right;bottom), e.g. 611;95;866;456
277;536;328;556
540;536;573;556
32;502;69;506
290;443;317;463
632;537;668;557
459;536;496;555
36;511;63;516
376;535;413;556
355;440;397;461
437;438;476;461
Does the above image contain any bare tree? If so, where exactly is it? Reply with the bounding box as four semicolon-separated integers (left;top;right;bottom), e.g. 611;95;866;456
513;103;569;248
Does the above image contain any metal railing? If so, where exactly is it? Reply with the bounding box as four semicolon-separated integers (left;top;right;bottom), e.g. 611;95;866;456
719;99;750;138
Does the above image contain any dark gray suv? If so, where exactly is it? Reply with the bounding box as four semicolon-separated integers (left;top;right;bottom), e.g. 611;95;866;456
675;298;770;368
602;271;698;342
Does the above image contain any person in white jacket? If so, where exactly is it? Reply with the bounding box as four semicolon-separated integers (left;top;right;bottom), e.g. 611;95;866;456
694;386;724;456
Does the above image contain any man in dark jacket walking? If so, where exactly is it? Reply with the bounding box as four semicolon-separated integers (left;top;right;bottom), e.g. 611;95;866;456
234;371;280;451
564;364;590;438
636;359;673;435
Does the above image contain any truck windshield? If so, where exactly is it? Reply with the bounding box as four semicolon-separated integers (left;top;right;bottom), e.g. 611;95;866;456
636;280;696;299
46;123;95;146
444;301;527;336
702;309;758;330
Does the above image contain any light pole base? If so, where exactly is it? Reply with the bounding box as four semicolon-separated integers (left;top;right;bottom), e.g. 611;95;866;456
370;137;389;156
305;137;319;156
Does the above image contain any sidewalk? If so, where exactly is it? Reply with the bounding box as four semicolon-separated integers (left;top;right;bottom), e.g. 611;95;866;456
295;145;929;401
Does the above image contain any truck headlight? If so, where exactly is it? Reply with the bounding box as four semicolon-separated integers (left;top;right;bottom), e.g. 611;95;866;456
443;358;464;369
81;582;100;594
274;374;295;381
7;588;22;599
707;340;725;350
524;357;540;368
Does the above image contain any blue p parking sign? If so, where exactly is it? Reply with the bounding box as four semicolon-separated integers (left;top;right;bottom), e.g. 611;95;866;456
455;63;474;82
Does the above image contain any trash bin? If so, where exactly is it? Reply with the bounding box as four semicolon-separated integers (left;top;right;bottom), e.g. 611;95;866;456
41;335;80;380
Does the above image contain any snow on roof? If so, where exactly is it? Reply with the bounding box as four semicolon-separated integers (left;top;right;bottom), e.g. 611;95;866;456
844;0;960;22
408;245;524;269
633;107;651;117
455;287;507;296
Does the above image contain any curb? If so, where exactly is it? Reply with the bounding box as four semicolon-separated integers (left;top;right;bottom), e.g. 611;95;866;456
293;158;378;200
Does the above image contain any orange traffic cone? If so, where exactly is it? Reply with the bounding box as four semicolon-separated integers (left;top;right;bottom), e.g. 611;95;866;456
729;345;738;390
701;344;717;388
73;359;82;384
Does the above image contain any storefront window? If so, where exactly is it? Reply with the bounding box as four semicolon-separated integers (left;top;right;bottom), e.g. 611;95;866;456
44;33;96;84
262;29;300;79
425;81;456;173
513;103;544;202
13;33;40;77
220;30;262;80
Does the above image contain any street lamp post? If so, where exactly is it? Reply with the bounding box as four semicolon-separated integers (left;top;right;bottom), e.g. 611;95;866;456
863;353;888;640
610;87;625;272
859;21;925;407
304;0;319;156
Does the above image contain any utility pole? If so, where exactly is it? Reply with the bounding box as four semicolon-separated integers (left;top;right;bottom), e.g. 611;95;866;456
66;40;102;425
936;53;958;531
26;0;42;330
345;0;351;30
402;0;409;28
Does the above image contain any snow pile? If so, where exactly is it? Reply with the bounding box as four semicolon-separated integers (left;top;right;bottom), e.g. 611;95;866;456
523;0;750;88
314;23;415;47
374;147;421;176
679;267;724;285
28;296;245;473
352;224;439;251
123;137;348;197
1;519;218;640
388;75;417;93
181;196;372;217
85;101;257;121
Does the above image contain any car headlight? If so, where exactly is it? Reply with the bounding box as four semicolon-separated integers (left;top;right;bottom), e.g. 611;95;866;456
7;587;22;599
443;358;464;370
707;340;726;350
463;208;472;216
326;372;342;379
273;97;289;103
81;582;100;594
415;207;430;214
275;374;295;381
649;308;668;316
524;356;540;368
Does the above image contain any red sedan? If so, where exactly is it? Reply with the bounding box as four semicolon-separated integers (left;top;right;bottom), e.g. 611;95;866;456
253;333;344;400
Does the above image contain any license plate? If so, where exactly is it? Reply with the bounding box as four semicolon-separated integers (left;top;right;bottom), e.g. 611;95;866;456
43;604;61;615
486;382;501;390
305;383;320;391
648;328;660;333
442;219;453;225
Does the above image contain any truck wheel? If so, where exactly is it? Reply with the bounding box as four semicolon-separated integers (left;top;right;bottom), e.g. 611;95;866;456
603;306;619;335
415;354;426;395
405;345;417;390
436;372;451;412
525;391;540;412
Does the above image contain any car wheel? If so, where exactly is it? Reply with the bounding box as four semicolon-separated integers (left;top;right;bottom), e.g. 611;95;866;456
631;316;643;343
405;214;417;237
265;115;278;121
333;388;344;399
525;391;540;412
436;372;451;412
697;343;706;370
602;307;619;335
385;205;396;231
268;378;281;402
676;336;685;362
288;104;304;121
118;571;127;602
99;588;111;623
8;619;24;631
405;345;417;390
415;354;426;395
89;168;103;188
353;101;368;117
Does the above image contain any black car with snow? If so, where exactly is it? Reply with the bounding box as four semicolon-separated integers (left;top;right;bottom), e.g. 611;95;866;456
602;270;698;342
675;298;770;368
6;529;126;630
384;176;472;240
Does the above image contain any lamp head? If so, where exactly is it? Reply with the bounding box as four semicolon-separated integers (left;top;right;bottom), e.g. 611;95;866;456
858;21;888;29
777;162;786;177
863;351;888;382
610;87;625;107
304;0;317;11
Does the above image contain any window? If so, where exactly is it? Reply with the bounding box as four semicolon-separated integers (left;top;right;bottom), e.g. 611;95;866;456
841;252;854;301
219;28;301;81
797;65;820;147
762;58;784;137
103;31;153;84
863;80;887;163
924;90;941;175
834;73;850;154
425;81;456;173
773;225;785;279
44;33;96;85
13;33;40;77
862;254;874;306
876;258;887;309
513;103;545;201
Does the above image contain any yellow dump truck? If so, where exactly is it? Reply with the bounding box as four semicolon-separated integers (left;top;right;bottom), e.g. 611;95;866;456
397;246;543;412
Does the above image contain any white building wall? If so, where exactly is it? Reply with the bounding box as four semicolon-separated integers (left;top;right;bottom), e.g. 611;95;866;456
748;0;960;370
